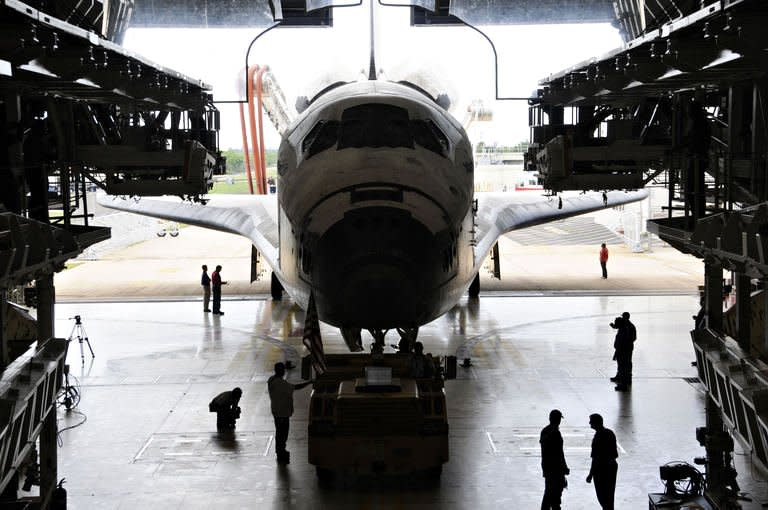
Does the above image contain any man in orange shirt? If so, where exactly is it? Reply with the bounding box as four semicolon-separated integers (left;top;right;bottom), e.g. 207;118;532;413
599;243;609;279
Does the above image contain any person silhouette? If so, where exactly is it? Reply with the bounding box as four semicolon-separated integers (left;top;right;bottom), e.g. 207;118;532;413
599;243;609;279
610;313;636;391
586;413;618;509
200;264;211;312
208;387;242;432
540;409;570;510
267;362;312;464
211;265;227;315
409;341;428;378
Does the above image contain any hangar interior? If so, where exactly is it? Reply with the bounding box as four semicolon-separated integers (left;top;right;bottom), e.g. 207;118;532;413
1;0;768;508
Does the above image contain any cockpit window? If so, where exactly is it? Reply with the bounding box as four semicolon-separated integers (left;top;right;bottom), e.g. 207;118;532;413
303;120;339;157
412;119;449;156
338;104;414;150
302;104;449;159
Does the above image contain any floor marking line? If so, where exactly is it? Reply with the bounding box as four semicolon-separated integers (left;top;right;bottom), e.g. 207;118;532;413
264;435;274;456
486;431;497;454
518;446;593;451
135;437;154;461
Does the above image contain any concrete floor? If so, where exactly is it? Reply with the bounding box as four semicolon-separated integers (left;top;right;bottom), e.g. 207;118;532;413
49;294;768;509
45;216;765;509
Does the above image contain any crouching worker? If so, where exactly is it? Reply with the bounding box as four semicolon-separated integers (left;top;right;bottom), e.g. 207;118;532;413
209;387;242;432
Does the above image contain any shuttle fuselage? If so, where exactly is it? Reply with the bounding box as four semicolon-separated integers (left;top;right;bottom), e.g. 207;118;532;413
277;81;476;332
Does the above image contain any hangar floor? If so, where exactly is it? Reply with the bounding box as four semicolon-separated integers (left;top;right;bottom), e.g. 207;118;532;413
49;295;768;509
47;220;768;509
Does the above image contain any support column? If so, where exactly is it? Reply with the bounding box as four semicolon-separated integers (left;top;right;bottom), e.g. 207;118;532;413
0;291;6;369
687;98;709;222
548;105;564;126
3;93;25;214
61;165;71;228
705;262;723;332
736;272;752;352
39;403;57;507
705;394;727;500
671;94;682;221
36;275;57;506
764;279;768;356
753;79;767;201
36;275;55;341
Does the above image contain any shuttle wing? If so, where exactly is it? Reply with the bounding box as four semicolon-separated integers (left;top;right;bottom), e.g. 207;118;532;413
97;194;280;271
472;189;649;269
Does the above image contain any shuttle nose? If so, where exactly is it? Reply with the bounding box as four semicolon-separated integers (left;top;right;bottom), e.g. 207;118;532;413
312;207;443;329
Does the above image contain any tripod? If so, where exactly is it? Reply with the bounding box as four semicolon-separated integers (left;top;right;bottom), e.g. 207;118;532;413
66;315;95;364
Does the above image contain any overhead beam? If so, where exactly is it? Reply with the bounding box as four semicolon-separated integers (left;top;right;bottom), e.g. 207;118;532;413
128;0;615;28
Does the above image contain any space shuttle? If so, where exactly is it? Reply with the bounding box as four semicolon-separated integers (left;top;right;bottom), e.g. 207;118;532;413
99;74;646;351
99;4;647;352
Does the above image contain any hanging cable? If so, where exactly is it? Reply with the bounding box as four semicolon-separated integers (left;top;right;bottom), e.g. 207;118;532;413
247;65;264;194
255;66;269;194
238;23;281;195
238;102;254;194
57;409;88;447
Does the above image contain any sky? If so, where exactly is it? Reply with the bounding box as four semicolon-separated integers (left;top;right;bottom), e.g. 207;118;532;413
123;1;623;150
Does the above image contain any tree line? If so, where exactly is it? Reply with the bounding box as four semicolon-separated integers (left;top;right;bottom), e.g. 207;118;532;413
221;149;278;174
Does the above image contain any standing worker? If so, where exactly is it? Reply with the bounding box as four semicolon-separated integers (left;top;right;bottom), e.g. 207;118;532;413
201;264;211;312
211;265;227;315
586;413;618;509
540;409;570;510
409;341;432;378
599;243;609;279
622;312;637;344
610;312;636;391
209;387;242;432
620;312;636;387
267;362;313;464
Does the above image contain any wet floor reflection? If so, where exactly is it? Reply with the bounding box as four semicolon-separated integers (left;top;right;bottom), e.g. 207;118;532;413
52;295;761;509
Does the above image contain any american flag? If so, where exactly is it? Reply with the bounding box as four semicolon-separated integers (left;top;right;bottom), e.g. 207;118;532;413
302;293;326;375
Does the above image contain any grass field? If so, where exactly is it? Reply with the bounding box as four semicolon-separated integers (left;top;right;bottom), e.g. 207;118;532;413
210;171;277;195
210;180;253;194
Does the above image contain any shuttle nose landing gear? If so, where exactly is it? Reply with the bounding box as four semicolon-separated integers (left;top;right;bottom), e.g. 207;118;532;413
340;327;363;352
369;327;419;353
395;327;419;353
340;327;419;353
369;329;389;354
